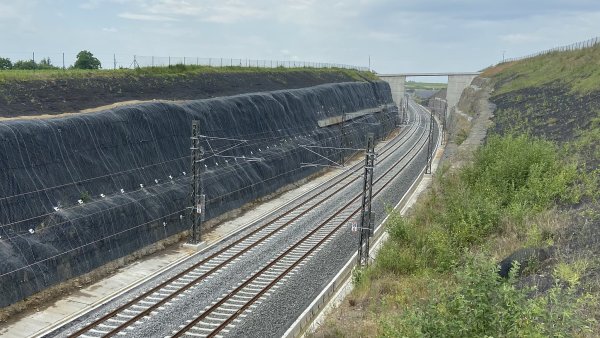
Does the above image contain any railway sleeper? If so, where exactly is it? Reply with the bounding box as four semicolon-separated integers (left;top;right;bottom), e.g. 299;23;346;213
107;318;126;324
209;304;238;313
226;298;250;305
243;286;264;292
89;328;111;334
140;296;159;305
116;313;135;319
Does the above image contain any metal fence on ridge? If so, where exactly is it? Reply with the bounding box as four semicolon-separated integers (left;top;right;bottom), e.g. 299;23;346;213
0;51;369;72
501;36;600;64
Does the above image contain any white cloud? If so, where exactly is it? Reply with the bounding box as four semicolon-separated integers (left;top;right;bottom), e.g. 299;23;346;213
119;0;267;23
80;0;102;10
102;27;118;32
0;1;37;32
500;33;540;44
366;31;404;42
118;12;178;21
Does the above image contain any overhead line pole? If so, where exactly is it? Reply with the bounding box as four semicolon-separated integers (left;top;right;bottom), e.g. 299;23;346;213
339;111;346;165
426;108;434;174
189;120;204;244
357;133;375;267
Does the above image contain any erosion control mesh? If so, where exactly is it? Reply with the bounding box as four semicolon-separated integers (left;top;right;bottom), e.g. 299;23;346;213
0;81;396;307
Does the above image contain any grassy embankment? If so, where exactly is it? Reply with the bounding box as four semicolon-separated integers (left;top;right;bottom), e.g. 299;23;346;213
0;64;378;82
314;46;600;337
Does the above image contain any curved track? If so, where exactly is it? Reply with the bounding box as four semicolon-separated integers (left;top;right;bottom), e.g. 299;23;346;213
56;101;431;338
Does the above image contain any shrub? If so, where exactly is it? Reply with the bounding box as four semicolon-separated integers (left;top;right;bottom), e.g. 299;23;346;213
380;254;595;337
379;134;580;276
0;57;12;70
37;57;58;70
13;59;38;70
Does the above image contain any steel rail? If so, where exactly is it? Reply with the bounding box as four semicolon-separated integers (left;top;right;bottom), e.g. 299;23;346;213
171;106;432;338
67;109;420;337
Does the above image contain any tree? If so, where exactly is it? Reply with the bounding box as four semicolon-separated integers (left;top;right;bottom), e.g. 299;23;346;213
74;50;101;69
0;57;12;70
37;57;58;70
13;60;37;70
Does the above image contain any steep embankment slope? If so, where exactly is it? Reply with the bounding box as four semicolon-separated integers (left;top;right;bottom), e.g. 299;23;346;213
0;67;395;310
485;46;600;169
0;68;373;118
313;45;599;337
486;44;600;307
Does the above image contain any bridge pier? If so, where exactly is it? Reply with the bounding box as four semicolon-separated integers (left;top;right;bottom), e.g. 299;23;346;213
380;75;406;107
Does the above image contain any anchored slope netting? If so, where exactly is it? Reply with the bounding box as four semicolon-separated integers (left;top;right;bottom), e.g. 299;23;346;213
0;81;396;307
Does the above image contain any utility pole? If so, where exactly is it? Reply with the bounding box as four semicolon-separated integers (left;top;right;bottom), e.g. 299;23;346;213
426;109;434;174
188;120;204;244
442;100;447;142
357;133;375;267
402;95;408;125
339;111;347;165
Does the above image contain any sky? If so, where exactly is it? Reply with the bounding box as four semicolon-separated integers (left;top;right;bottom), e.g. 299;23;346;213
1;0;600;75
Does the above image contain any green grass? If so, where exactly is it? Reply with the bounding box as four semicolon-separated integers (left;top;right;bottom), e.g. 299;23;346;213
405;81;447;91
485;44;600;94
372;135;581;275
379;255;596;338
0;64;378;82
339;134;597;337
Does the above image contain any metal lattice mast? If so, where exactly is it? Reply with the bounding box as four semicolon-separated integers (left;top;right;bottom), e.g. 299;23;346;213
188;120;203;244
402;95;409;125
357;133;375;267
442;103;447;142
339;111;347;165
426;109;434;174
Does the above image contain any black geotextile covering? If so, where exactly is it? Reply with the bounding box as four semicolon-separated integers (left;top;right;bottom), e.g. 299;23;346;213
0;81;396;307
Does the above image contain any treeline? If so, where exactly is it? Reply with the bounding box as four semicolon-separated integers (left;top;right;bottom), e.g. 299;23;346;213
0;57;60;70
0;50;101;70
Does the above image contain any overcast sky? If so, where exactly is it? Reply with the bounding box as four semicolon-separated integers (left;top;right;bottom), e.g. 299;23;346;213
1;0;600;75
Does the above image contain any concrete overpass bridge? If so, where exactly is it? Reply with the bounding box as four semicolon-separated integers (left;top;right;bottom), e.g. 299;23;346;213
378;72;480;119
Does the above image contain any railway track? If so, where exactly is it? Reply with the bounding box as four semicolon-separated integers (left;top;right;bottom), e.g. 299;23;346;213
61;103;428;338
168;104;432;338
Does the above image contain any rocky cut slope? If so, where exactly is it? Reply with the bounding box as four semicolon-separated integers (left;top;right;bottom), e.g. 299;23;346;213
0;80;397;308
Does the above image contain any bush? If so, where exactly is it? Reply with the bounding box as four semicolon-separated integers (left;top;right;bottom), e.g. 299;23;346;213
379;134;580;275
37;57;58;70
13;59;38;70
0;57;12;70
382;255;596;337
